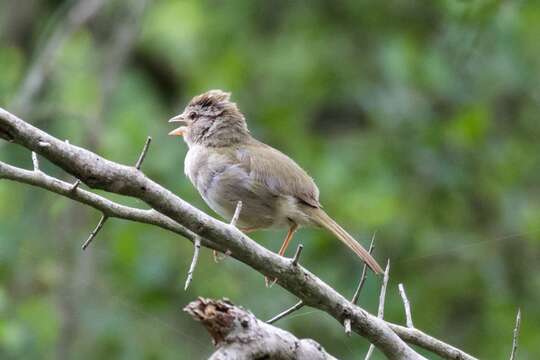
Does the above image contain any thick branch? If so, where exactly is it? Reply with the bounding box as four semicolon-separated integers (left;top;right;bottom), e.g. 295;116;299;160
0;108;478;360
185;298;337;360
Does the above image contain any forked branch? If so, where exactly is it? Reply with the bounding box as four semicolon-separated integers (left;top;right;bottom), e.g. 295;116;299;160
0;107;480;360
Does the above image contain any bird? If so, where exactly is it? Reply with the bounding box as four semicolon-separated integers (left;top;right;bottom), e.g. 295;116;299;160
168;90;383;277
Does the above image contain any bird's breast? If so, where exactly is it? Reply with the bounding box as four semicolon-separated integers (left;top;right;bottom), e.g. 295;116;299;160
183;145;307;230
184;145;207;186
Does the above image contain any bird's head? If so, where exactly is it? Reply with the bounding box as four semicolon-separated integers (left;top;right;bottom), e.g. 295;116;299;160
168;90;249;147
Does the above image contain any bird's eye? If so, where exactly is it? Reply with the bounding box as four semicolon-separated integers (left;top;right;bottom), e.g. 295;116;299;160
188;111;197;120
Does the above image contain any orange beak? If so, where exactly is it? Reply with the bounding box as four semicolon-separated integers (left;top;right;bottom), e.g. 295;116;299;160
168;114;187;136
168;126;187;136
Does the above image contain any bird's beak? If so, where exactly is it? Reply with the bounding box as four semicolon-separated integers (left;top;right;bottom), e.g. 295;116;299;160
168;126;187;136
168;114;186;123
168;114;188;136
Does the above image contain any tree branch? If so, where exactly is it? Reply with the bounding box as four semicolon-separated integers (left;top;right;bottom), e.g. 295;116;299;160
184;236;202;291
229;201;243;228
291;244;304;266
509;308;521;360
134;136;152;170
267;301;305;324
0;160;221;252
398;284;414;328
351;233;377;305
388;324;478;360
81;214;108;250
345;233;376;335
366;260;391;359
32;151;40;171
0;107;479;360
185;298;337;360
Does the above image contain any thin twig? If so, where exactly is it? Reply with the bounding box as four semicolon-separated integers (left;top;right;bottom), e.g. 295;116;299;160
82;215;108;250
267;301;304;324
184;236;202;291
291;244;303;266
32;151;39;172
509;308;521;360
398;283;414;328
365;260;390;359
0;163;476;360
344;318;352;336
377;261;391;317
135;136;152;170
70;179;81;191
225;201;242;265
0;160;219;251
344;234;376;335
230;201;243;227
351;232;377;305
1;108;481;359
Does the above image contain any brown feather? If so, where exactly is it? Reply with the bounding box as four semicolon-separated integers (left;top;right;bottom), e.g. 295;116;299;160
238;139;320;208
307;207;383;274
175;90;383;272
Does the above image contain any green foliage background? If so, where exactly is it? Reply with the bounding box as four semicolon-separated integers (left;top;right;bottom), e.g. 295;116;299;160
1;0;539;359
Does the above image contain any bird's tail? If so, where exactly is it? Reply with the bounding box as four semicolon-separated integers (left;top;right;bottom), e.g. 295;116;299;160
308;208;383;274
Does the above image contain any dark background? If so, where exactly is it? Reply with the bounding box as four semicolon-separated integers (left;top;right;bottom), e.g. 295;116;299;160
1;0;539;359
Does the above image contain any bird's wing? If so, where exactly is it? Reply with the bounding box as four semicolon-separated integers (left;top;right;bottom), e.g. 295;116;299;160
236;140;320;208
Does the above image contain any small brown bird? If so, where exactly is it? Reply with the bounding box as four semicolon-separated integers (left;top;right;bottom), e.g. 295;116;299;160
168;90;383;275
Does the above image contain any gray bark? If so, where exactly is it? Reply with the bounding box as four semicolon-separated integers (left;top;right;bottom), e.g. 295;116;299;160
0;108;478;360
185;298;337;360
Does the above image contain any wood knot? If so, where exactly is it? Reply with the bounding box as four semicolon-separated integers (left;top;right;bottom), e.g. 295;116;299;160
183;297;237;345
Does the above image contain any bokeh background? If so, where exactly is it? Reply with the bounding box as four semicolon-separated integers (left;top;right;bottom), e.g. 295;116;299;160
1;0;539;359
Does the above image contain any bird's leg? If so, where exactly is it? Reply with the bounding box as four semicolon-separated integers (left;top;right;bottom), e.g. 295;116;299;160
266;223;299;287
278;223;299;256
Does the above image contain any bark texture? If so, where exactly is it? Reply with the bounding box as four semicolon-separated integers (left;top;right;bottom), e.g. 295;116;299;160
0;108;479;360
185;298;337;360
